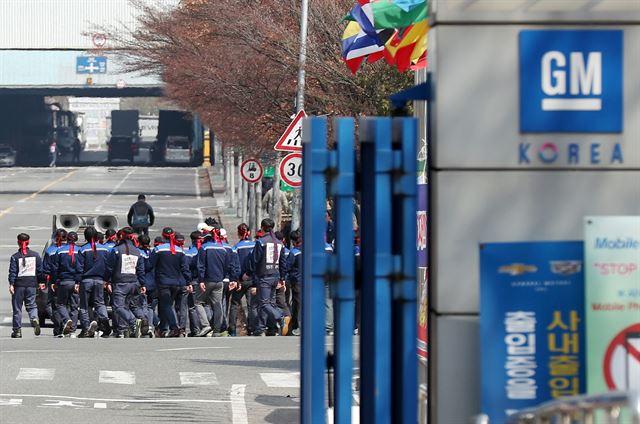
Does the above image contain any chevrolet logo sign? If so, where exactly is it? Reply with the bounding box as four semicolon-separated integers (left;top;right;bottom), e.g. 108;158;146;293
498;263;538;276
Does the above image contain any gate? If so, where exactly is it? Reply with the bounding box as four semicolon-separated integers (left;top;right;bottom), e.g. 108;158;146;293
301;116;418;424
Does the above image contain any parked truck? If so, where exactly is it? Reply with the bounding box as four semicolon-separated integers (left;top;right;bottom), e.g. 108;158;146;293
107;110;140;164
152;110;203;166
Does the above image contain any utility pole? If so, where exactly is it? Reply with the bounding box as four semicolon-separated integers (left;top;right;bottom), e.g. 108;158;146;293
290;0;309;231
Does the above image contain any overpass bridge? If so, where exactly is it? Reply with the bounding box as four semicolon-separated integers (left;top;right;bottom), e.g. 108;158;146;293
0;0;172;97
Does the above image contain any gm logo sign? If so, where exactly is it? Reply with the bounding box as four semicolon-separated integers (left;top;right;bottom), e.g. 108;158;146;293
520;30;623;133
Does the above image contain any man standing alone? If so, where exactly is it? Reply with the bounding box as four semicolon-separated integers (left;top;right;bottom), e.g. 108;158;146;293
128;194;155;236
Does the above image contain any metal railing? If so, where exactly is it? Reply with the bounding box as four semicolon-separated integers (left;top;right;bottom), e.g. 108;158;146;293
505;391;640;424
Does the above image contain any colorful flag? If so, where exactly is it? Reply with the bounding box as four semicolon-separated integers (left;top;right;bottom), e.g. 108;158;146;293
393;0;426;12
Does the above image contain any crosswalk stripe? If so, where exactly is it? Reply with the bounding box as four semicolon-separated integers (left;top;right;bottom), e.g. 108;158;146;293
259;372;300;388
99;371;135;385
179;372;218;386
16;368;55;381
0;398;22;406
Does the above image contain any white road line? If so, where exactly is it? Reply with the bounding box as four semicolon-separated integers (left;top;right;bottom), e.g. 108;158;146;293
259;372;300;388
155;347;230;352
93;402;107;409
99;370;135;385
2;350;69;354
0;394;229;404
0;398;22;406
195;168;202;200
179;372;218;386
230;384;248;424
2;317;11;323
95;169;135;212
16;368;55;381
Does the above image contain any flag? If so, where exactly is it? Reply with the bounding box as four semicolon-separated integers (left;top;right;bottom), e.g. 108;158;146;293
393;0;426;12
370;1;427;29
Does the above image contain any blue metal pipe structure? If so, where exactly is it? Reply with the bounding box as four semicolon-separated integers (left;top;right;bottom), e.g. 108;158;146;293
301;116;417;424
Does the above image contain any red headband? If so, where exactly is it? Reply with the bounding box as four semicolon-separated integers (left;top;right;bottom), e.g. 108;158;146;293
19;240;29;255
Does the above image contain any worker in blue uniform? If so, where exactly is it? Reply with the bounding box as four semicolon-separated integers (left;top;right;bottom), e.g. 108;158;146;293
186;231;210;336
105;227;146;338
246;218;289;336
197;228;238;337
52;231;81;337
229;224;256;336
151;227;191;337
43;229;66;336
77;227;111;338
8;233;44;338
286;230;303;336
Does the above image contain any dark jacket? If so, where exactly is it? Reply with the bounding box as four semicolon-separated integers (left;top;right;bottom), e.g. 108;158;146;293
8;249;44;287
233;239;255;276
127;200;155;228
105;241;145;285
150;243;191;286
184;245;200;283
43;243;61;280
53;244;81;282
286;247;302;285
77;242;111;280
197;241;234;283
138;248;156;291
246;233;287;281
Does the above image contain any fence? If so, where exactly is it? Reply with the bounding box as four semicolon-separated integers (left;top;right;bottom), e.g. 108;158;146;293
301;116;418;424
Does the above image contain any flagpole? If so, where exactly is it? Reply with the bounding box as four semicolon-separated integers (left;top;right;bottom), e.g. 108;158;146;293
290;0;309;232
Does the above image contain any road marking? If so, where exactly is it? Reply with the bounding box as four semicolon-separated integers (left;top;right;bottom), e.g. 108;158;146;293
99;370;135;385
179;372;218;386
259;372;300;388
155;347;230;352
230;384;248;424
195;168;201;200
18;170;78;203
16;368;55;381
95;169;135;212
0;394;229;404
93;402;107;409
0;398;22;406
2;317;11;323
0;207;15;218
2;350;69;354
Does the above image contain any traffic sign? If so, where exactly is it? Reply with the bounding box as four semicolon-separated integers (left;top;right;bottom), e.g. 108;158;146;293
76;56;107;74
603;323;640;390
241;159;263;183
279;153;302;187
274;110;306;152
92;33;107;48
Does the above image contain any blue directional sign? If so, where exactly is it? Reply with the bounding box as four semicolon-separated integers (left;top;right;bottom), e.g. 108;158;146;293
76;56;107;74
520;30;623;133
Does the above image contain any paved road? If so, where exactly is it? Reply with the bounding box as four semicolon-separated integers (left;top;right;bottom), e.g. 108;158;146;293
0;166;301;423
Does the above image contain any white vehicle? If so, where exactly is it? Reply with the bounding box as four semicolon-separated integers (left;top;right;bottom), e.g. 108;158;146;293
0;144;17;167
164;135;191;163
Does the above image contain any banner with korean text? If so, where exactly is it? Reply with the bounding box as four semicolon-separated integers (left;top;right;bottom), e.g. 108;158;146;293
584;216;640;394
480;241;585;423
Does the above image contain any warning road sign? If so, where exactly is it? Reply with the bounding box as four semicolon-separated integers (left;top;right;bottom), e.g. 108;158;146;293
274;110;306;152
603;323;640;390
279;153;302;188
241;159;263;183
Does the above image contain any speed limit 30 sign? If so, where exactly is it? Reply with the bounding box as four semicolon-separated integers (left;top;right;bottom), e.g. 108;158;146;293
279;153;302;188
241;159;263;183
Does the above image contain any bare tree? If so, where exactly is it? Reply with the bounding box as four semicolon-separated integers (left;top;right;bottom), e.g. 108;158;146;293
108;0;412;155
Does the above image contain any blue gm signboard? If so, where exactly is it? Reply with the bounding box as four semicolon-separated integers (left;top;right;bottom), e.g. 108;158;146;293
480;241;585;423
76;56;107;74
520;30;623;133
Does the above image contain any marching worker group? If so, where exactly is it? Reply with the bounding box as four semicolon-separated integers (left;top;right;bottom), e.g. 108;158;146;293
8;217;305;339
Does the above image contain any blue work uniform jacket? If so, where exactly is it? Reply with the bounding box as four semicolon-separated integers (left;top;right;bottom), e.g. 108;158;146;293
53;244;81;282
77;243;111;280
9;249;44;287
105;241;145;285
197;241;234;283
246;233;287;282
184;245;200;284
138;248;156;291
150;243;191;286
285;247;302;286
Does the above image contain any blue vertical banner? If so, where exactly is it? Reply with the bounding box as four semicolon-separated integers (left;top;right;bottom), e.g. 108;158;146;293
480;241;585;423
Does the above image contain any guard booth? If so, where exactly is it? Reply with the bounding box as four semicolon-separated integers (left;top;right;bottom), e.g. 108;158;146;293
301;117;418;424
